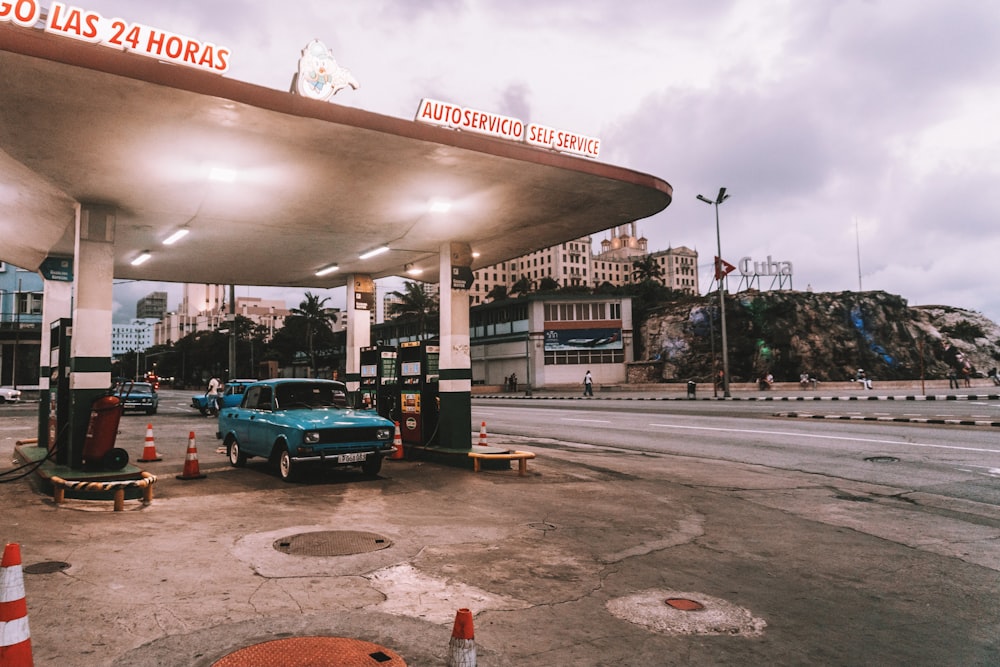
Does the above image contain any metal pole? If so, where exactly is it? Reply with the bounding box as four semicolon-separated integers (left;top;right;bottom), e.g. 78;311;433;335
709;302;717;398
228;284;236;380
13;280;20;389
855;217;863;292
714;203;731;397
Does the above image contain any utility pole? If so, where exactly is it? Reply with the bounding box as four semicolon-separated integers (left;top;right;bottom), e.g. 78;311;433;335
697;188;732;397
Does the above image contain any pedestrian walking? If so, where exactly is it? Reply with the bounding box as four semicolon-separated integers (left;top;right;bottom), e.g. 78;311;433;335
583;370;594;396
206;375;222;415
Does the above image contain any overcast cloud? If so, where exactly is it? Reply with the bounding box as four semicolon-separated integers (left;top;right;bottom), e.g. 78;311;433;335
95;0;1000;324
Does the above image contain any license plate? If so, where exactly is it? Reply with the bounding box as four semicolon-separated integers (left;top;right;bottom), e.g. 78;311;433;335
338;452;368;463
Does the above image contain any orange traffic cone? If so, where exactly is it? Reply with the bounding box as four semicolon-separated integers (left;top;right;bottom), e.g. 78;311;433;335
176;432;206;480
0;543;33;667
446;608;476;667
477;421;488;447
137;423;162;462
389;421;404;460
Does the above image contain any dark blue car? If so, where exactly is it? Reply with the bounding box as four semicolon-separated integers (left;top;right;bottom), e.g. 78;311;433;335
115;381;159;415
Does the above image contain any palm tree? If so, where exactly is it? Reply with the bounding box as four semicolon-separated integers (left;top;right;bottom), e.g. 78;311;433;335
510;275;532;297
485;284;509;302
631;255;664;284
537;276;560;291
289;291;337;376
388;281;439;339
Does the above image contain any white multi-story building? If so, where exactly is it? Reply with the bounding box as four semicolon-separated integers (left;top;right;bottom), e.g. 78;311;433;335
112;318;159;355
469;225;699;305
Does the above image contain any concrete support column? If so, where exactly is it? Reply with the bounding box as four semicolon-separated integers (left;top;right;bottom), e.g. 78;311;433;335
345;274;373;403
437;242;472;450
67;203;116;469
36;278;72;449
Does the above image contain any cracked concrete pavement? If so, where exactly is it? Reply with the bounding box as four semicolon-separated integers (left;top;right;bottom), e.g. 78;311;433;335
2;419;999;665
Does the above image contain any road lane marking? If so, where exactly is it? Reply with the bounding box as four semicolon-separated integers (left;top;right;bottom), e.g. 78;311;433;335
648;422;1000;455
563;418;611;423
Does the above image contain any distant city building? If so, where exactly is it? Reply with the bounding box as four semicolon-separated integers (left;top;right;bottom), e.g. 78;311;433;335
0;262;43;387
136;290;167;319
234;296;294;338
469;225;699;305
154;285;291;345
112;318;159;355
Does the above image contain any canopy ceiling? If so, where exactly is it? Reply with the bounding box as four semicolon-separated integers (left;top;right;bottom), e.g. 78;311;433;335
0;24;672;289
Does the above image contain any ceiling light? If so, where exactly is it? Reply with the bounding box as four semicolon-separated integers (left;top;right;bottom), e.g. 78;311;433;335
163;229;189;245
405;263;423;275
209;167;236;182
359;245;389;260
472;251;481;258
131;251;151;266
429;199;451;213
315;264;339;276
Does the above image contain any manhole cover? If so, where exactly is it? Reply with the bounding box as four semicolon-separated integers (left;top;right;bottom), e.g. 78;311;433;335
665;598;705;611
528;522;557;531
865;456;900;463
273;530;392;557
23;561;70;574
212;636;406;666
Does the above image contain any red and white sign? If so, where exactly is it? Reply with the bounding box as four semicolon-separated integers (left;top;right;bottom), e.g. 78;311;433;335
525;122;600;159
1;1;231;74
416;98;525;142
715;256;736;280
416;98;601;159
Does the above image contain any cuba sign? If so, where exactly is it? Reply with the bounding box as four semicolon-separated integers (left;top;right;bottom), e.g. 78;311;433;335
738;256;793;277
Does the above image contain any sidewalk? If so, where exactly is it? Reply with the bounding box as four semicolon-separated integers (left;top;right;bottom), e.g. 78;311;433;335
480;380;1000;402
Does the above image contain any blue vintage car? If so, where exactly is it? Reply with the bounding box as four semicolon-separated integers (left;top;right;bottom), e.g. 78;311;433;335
191;379;257;415
217;378;396;480
114;381;159;415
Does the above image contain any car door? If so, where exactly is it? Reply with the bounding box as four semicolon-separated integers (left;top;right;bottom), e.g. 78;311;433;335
243;385;275;455
227;386;261;454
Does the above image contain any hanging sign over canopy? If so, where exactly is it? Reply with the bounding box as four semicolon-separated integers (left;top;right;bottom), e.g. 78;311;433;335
415;98;601;159
1;1;231;74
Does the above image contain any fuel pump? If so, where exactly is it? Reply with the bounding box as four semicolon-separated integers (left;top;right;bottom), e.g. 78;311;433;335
359;345;398;420
47;318;72;464
397;340;439;447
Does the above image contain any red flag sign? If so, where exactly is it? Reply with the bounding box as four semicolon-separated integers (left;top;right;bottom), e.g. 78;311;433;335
715;257;736;280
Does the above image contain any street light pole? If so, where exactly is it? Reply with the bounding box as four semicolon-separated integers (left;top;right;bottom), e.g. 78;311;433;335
697;188;731;398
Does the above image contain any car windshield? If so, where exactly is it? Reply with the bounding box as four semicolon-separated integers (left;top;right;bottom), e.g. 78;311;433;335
119;382;154;394
273;383;345;410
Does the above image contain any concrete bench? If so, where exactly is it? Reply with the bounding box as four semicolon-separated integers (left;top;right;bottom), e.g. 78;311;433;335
468;450;535;476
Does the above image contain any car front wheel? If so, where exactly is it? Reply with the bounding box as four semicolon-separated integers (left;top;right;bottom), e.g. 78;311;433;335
361;454;383;476
277;445;298;481
228;438;247;467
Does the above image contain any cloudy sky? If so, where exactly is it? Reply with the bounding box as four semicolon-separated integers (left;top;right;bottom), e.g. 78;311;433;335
91;0;1000;324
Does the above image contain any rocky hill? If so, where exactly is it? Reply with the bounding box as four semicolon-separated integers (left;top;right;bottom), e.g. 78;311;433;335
639;290;1000;383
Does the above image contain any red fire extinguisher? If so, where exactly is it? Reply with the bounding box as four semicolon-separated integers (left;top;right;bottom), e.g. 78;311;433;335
82;394;128;470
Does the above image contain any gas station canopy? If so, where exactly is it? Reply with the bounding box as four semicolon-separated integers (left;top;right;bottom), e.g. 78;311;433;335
0;23;672;288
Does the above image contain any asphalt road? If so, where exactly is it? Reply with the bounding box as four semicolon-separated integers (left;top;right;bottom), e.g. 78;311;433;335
472;398;1000;507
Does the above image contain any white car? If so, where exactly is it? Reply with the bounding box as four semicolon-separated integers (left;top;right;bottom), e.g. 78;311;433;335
0;386;22;403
